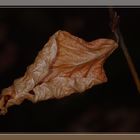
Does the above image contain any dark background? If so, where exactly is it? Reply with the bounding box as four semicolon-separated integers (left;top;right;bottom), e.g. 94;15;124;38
0;7;139;132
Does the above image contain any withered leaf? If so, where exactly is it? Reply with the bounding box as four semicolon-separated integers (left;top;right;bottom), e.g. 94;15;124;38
0;30;118;115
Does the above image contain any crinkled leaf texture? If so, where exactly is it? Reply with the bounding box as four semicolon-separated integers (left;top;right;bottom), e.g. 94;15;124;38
0;30;118;115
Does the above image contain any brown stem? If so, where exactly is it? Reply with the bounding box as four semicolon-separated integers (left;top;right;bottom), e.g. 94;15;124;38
109;8;140;94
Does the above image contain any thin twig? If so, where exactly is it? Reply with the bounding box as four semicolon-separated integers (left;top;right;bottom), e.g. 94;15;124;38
109;8;140;93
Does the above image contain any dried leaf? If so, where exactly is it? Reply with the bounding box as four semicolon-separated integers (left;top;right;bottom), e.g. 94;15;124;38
0;30;118;115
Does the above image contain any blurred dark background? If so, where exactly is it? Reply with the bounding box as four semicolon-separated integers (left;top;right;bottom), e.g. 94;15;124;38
0;8;139;133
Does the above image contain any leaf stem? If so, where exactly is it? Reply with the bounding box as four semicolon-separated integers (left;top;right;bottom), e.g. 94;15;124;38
109;8;140;94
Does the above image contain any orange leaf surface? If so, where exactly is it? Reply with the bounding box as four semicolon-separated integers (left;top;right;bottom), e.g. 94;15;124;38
0;30;118;115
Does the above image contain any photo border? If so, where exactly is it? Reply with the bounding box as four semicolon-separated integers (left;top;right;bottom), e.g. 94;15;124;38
0;0;140;139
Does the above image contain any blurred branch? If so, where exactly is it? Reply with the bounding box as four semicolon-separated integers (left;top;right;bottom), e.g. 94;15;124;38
109;8;140;94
